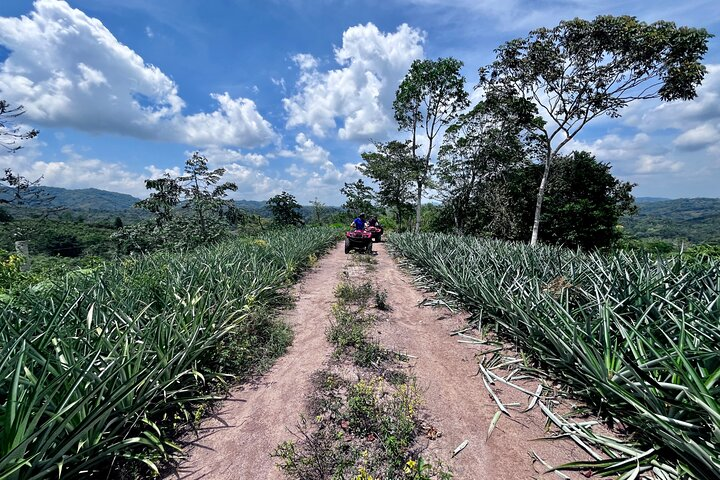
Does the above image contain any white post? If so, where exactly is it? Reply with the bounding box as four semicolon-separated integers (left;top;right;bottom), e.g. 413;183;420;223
15;240;30;271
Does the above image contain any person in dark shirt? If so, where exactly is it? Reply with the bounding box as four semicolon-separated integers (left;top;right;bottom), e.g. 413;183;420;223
351;213;366;230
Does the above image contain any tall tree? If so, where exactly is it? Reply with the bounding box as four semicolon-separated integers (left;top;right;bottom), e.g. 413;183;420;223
125;152;239;251
436;95;540;235
267;191;304;226
478;15;712;245
309;197;328;225
1;102;43;209
178;152;238;236
135;175;183;226
359;141;417;229
340;179;375;217
393;57;469;232
0;100;38;152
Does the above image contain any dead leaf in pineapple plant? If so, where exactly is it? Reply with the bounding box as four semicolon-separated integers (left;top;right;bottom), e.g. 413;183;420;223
452;440;468;458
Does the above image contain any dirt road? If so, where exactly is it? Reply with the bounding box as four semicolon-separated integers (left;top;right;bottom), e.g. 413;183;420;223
168;241;596;479
166;242;346;480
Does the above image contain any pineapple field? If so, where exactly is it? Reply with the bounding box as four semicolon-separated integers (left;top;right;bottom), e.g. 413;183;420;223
0;228;340;479
387;232;720;479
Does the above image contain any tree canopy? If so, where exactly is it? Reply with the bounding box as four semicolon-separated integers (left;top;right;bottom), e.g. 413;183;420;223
359;141;416;229
118;152;240;252
340;179;375;218
478;15;713;245
267;191;304;227
393;57;469;232
538;151;636;250
0;100;38;152
436;96;540;235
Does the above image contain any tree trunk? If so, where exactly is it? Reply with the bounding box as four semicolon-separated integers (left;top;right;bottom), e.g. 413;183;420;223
414;181;423;233
530;153;552;246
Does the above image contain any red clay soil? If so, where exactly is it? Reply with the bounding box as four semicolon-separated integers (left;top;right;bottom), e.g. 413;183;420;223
168;241;600;480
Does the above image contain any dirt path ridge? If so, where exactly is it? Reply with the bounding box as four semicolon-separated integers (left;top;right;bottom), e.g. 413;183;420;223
372;243;595;479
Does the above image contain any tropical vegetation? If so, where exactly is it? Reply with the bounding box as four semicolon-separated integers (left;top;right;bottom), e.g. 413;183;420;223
388;232;720;479
0;227;340;478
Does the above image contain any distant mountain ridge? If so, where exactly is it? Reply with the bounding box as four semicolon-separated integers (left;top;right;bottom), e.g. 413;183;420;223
634;196;671;203
3;187;717;243
0;186;342;220
40;187;141;211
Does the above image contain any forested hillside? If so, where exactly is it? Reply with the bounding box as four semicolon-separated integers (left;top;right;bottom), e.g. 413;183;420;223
621;197;720;244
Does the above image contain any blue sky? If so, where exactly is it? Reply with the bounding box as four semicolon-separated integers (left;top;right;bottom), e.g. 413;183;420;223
1;0;719;204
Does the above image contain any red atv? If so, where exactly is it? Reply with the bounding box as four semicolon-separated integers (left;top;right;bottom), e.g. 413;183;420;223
366;224;383;243
345;229;373;254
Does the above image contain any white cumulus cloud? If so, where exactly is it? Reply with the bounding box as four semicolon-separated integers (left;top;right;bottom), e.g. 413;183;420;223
178;93;275;148
673;123;720;151
0;0;275;148
283;23;424;141
5;142;149;196
277;132;331;165
624;65;720;153
635;154;683;174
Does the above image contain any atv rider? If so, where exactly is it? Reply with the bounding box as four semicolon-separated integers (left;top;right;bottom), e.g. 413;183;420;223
368;216;379;227
351;213;366;231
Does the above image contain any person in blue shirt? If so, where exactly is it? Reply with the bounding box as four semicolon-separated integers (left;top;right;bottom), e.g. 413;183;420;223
351;213;366;230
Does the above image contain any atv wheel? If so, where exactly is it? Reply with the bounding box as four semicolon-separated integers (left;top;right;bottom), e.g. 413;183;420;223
344;238;350;254
366;243;373;254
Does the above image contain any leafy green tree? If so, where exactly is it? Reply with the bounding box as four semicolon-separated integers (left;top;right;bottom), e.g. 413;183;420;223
0;100;38;152
393;57;469;232
179;152;238;235
359;141;416;229
540;151;636;250
340;179;375;218
134;175;183;226
433;150;636;249
309;197;327;225
267;191;304;227
436;96;539;235
119;152;240;252
478;15;713;245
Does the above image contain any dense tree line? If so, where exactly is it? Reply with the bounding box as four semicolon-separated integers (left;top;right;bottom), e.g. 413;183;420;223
352;15;711;251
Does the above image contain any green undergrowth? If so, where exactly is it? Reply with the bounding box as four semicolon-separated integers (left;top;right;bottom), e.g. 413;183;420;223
0;227;341;479
274;268;451;479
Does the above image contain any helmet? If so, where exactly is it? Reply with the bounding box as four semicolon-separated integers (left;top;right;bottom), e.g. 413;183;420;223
359;213;365;217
